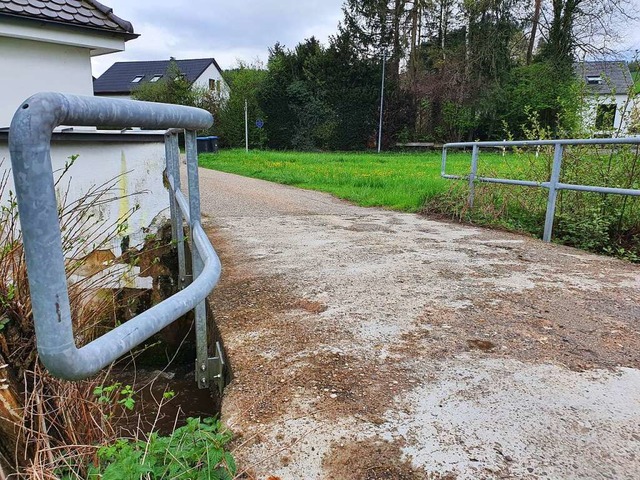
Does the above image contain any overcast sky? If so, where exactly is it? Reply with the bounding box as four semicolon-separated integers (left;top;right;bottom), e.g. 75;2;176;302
92;0;640;77
91;0;345;76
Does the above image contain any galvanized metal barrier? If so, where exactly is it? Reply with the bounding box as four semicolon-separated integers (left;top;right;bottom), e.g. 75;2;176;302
9;92;223;390
442;138;640;242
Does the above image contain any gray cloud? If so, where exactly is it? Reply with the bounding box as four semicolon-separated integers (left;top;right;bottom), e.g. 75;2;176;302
92;0;344;76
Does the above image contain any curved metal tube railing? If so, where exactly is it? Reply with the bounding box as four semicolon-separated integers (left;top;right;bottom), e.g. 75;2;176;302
8;93;221;384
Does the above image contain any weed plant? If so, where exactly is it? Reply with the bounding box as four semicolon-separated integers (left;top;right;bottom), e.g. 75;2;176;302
81;417;236;480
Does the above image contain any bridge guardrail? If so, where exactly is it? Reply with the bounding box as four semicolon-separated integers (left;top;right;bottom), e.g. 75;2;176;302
9;92;222;390
442;138;640;242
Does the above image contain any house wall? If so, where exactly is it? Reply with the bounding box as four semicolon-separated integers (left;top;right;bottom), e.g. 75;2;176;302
0;37;95;127
0;133;169;264
583;94;636;134
193;63;230;100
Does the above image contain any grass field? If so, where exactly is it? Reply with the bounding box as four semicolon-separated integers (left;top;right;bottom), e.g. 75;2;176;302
199;149;485;212
199;148;640;259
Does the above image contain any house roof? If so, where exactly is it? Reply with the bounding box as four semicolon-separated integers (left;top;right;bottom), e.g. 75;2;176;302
93;58;223;94
576;61;633;95
0;0;136;38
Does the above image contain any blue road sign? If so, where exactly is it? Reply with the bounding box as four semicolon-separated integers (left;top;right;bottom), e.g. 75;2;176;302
256;119;264;129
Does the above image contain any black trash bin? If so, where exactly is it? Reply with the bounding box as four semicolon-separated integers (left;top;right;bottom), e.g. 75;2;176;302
196;136;219;154
196;136;210;154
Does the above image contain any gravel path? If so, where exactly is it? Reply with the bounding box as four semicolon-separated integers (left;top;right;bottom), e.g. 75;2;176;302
194;167;640;480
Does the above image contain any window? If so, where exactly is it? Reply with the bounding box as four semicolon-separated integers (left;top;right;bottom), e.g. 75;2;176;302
150;74;163;83
131;75;144;83
208;79;222;93
595;104;616;130
586;75;603;85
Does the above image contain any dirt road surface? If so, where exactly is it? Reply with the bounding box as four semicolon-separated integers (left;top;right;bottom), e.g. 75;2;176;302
195;168;640;479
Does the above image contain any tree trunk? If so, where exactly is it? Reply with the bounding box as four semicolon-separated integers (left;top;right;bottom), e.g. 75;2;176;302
527;0;542;64
389;0;405;81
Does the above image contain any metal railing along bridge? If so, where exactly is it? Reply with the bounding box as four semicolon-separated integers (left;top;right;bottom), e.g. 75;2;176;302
441;138;640;242
8;93;222;390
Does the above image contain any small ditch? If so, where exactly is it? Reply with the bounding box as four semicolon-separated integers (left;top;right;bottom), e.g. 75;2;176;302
104;225;231;435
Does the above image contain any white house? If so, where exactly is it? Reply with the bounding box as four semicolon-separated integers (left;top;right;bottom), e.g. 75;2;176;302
576;61;636;135
0;0;170;277
0;0;137;127
93;57;230;100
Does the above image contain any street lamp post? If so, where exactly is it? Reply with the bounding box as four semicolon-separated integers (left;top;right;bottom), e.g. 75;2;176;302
244;99;249;153
377;49;386;154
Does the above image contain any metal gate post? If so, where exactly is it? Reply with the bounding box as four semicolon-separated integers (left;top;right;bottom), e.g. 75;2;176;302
440;147;448;178
184;129;209;388
468;145;479;208
543;143;564;242
165;133;178;243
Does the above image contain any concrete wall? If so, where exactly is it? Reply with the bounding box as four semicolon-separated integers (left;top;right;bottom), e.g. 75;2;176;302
93;94;134;101
0;132;169;262
0;37;95;127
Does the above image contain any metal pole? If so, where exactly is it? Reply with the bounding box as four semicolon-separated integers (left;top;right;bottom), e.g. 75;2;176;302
165;133;178;243
441;147;448;178
377;49;386;154
167;132;187;289
245;99;249;153
185;129;209;389
468;144;479;208
543;143;564;242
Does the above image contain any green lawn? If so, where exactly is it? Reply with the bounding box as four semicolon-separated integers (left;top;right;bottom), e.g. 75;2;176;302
199;149;480;212
198;148;640;259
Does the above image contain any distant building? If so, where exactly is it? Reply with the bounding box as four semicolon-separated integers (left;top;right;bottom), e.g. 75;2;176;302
0;0;137;127
576;61;636;135
93;58;230;100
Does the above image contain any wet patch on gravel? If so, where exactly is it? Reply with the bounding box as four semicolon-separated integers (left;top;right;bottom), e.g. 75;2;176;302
323;438;428;479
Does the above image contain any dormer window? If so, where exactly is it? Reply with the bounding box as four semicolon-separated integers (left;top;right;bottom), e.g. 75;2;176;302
586;75;603;85
131;75;144;83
